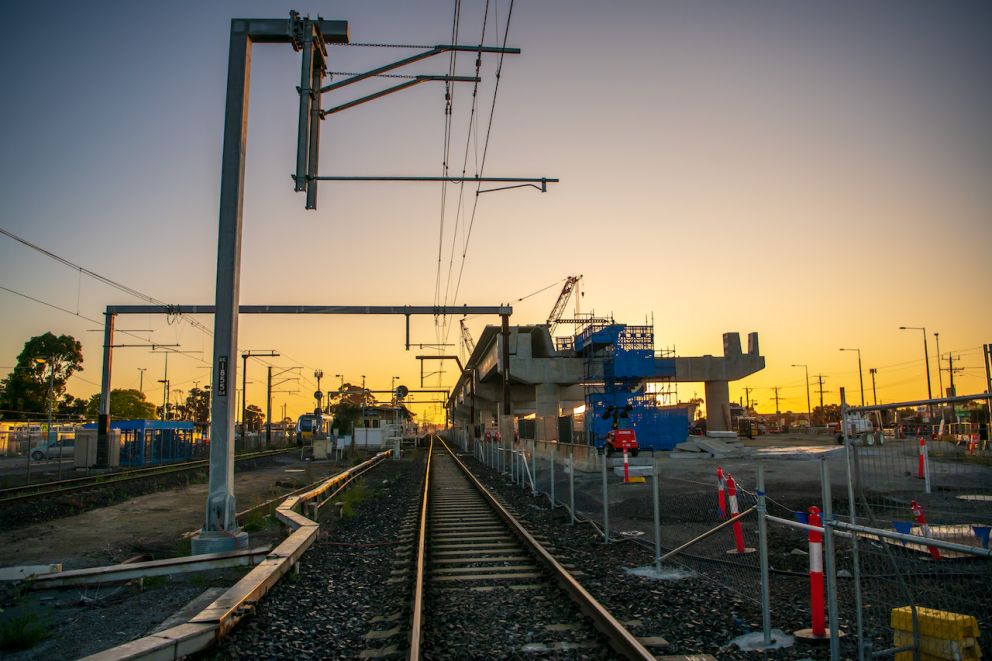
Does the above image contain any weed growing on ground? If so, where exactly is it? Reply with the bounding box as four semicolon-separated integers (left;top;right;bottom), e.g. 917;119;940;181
241;508;274;532
0;608;51;651
339;482;372;519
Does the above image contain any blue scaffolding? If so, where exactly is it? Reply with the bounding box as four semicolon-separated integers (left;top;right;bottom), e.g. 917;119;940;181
572;323;689;451
83;419;198;466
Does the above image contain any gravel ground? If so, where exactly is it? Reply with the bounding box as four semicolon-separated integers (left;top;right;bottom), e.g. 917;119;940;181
208;451;425;659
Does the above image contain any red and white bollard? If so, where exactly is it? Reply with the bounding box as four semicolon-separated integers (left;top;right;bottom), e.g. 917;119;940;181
917;438;926;479
967;436;976;456
911;500;941;561
725;474;748;554
795;506;828;640
716;467;727;519
622;444;631;483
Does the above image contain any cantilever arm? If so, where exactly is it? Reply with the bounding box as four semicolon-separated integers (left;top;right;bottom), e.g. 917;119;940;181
321;75;479;116
320;44;520;93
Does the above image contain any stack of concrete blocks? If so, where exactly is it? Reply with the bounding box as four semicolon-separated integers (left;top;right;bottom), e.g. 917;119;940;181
672;432;753;458
891;606;981;660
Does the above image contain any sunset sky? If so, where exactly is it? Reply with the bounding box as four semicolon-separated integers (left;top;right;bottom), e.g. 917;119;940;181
1;1;990;423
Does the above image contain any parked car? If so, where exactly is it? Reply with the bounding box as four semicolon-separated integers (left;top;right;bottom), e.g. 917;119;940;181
30;437;75;461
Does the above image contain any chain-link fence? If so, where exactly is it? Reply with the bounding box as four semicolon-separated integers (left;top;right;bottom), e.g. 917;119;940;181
834;390;992;660
455;398;992;660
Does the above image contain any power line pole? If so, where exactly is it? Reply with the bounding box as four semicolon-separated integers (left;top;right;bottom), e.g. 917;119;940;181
743;387;754;409
241;350;279;444
934;332;944;398
869;368;878;406
772;386;782;415
813;374;827;411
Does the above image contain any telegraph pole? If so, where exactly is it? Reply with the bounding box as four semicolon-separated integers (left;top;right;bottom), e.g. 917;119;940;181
241;350;279;443
743;387;754;409
869;368;878;406
267;366;299;446
813;374;827;411
772;386;782;415
934;332;944;398
138;367;147;396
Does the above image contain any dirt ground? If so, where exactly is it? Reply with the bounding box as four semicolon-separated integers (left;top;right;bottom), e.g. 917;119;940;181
0;453;347;569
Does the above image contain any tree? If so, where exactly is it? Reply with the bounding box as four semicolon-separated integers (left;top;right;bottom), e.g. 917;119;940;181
326;383;376;435
59;394;88;419
181;387;210;422
0;332;84;416
86;389;156;419
244;404;264;430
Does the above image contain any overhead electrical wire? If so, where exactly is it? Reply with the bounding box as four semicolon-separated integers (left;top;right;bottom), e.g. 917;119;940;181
441;0;515;350
0;227;213;337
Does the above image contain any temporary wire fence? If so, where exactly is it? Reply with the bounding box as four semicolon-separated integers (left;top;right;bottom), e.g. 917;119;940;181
456;411;992;660
834;390;992;660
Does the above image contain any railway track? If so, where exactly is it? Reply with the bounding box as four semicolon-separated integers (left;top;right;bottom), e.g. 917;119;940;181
407;437;658;659
0;446;295;507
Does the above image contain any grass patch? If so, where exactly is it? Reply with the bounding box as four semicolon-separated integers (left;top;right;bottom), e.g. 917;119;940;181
339;482;372;519
241;507;274;533
174;536;192;557
0;608;51;651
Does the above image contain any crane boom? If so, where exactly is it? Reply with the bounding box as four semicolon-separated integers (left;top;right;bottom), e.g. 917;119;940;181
460;318;475;355
547;275;582;336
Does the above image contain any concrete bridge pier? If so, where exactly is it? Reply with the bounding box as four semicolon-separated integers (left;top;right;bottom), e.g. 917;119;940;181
535;383;560;441
704;380;732;432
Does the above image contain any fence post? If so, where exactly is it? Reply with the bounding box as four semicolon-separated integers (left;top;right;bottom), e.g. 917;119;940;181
653;455;662;573
756;464;772;647
842;386;867;661
550;443;556;508
569;446;575;525
601;448;610;543
531;440;538;497
820;458;841;661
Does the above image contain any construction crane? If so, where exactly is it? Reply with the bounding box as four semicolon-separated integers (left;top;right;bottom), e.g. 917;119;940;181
459;318;475;356
547;275;582;336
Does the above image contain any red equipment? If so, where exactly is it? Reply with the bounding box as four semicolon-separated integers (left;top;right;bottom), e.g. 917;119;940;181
910;500;941;561
604;428;639;457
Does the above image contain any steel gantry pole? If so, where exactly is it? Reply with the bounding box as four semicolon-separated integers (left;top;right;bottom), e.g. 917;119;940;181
97;312;116;468
192;15;349;555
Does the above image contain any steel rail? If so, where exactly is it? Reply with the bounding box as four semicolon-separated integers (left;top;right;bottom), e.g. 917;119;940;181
408;436;433;660
0;447;294;506
435;437;655;660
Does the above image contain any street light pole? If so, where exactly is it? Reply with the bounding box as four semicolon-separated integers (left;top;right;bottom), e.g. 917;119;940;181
839;348;864;406
792;364;812;429
900;326;933;420
869;368;877;406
